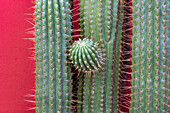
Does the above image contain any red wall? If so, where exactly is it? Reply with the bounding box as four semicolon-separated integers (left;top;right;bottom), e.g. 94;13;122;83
0;0;36;113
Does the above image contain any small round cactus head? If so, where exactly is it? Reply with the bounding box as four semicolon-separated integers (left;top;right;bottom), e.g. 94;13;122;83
69;38;103;72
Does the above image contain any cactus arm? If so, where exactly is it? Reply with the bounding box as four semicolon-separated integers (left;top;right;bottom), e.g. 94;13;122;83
48;0;55;112
131;0;148;112
103;44;113;113
92;71;103;113
54;0;61;112
57;0;67;112
110;0;119;43
134;0;142;112
35;0;43;112
101;0;118;43
101;0;106;44
101;0;119;112
150;0;159;112
75;0;120;112
49;0;61;112
158;0;165;112
48;2;54;112
146;1;152;110
91;2;103;112
96;0;102;43
42;0;50;112
91;0;97;41
164;0;169;112
63;0;72;112
144;0;160;112
141;0;148;112
84;0;91;39
131;0;137;112
63;0;72;47
91;0;101;42
101;0;111;43
135;1;142;112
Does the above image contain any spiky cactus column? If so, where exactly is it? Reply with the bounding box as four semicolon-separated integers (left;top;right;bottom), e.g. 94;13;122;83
131;0;169;112
77;0;122;112
35;0;72;112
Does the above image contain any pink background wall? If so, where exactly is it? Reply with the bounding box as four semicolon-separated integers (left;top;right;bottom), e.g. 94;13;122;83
0;0;36;112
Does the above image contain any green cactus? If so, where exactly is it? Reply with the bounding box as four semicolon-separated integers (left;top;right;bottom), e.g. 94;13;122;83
69;38;103;72
35;0;123;112
35;0;72;112
131;0;169;112
77;0;123;112
34;0;169;113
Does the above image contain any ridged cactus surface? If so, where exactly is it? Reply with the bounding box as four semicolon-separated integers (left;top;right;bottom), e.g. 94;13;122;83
35;0;72;112
131;0;169;112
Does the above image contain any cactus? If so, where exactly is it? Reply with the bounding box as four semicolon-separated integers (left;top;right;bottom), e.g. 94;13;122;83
35;0;72;112
35;0;124;112
131;0;169;112
77;0;123;112
69;38;103;72
34;0;169;113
